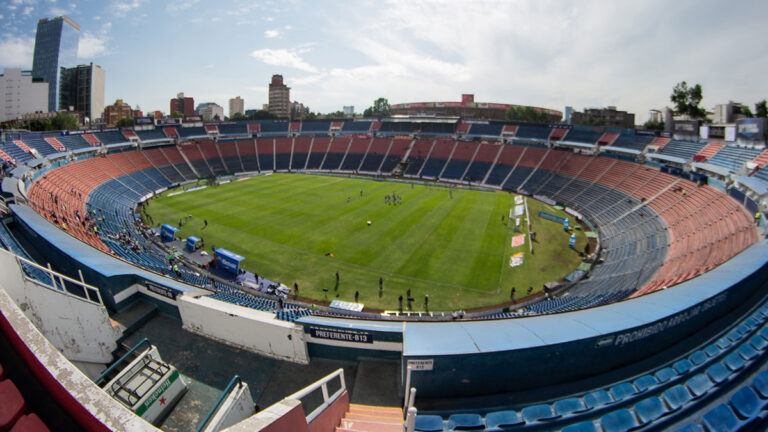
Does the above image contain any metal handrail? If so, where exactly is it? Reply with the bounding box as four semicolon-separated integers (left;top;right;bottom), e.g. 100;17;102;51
195;375;243;432
285;368;346;423
95;338;152;385
2;248;103;305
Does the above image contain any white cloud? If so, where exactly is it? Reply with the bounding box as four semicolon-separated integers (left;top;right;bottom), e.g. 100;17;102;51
22;6;33;15
78;23;112;58
0;36;34;69
264;29;281;39
167;0;199;13
250;47;317;72
113;0;146;17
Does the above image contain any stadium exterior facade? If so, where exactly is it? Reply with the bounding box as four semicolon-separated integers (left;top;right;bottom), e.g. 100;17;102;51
391;94;562;122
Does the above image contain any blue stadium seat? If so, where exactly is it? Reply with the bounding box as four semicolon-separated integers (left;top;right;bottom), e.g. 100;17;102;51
674;424;704;432
484;410;523;429
634;374;659;392
689;350;708;366
706;362;732;384
562;421;598;432
662;385;693;411
749;335;768;351
704;344;722;357
655;367;678;383
584;389;614;409
610;382;638;401
447;413;484;430
600;409;639;432
521;404;560;423
723;352;746;371
701;404;742;432
414;415;444;432
633;396;668;424
728;386;763;420
685;373;714;398
673;359;694;374
737;343;758;361
753;371;768;398
554;397;590;416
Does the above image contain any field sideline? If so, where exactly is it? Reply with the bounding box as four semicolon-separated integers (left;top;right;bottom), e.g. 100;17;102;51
144;174;586;311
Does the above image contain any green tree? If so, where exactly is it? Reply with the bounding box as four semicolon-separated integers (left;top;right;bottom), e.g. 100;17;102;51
230;112;246;121
670;81;706;119
642;119;665;131
505;106;550;123
364;97;390;118
246;110;277;120
739;106;754;118
756;100;768;118
116;117;134;127
172;111;185;118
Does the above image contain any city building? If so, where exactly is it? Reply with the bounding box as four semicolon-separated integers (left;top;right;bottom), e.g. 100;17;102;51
709;101;753;125
229;97;244;118
648;109;663;124
32;16;80;113
290;101;309;118
570;106;635;128
390;94;562;122
343;105;355;116
268;75;290;117
103;99;137;126
0;68;49;122
58;63;105;122
197;102;224;121
170;92;195;117
564;106;574;124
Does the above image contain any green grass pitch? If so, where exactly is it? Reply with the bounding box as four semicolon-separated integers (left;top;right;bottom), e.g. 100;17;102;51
144;174;586;312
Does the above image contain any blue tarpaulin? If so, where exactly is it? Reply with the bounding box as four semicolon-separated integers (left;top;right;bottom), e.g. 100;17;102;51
161;224;179;242
215;248;245;274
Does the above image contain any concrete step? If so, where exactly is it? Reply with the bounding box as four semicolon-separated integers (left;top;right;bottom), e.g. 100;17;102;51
338;419;403;432
343;412;402;423
348;403;402;416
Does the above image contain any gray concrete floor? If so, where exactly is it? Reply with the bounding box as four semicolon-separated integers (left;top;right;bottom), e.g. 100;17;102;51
121;312;400;431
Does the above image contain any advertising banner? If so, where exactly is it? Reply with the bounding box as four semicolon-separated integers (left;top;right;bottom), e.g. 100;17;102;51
214;248;245;274
737;118;766;140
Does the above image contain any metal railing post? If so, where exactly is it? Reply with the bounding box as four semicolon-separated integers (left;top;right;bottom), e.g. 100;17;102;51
404;407;417;432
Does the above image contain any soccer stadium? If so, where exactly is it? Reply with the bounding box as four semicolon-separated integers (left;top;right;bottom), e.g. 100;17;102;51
1;115;767;432
3;2;768;431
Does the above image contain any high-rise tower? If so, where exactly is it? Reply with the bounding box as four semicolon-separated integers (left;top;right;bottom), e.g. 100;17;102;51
32;16;80;112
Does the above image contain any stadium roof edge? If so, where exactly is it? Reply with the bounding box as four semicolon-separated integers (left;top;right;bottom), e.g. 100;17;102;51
401;239;768;356
10;203;203;293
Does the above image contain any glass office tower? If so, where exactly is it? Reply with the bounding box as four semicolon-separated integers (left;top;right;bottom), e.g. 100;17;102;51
32;16;80;113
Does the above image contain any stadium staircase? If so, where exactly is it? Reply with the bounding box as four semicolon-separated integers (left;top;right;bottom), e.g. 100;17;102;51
693;142;725;162
751;149;768;168
337;404;403;432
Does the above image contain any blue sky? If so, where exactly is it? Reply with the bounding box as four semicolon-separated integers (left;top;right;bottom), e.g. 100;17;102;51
1;0;768;122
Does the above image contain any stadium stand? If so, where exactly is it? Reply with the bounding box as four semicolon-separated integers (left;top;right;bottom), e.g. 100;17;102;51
56;134;90;150
405;139;434;176
659;140;706;161
467;122;503;137
693;142;725;162
441;140;476;180
236;139;259;172
179;126;207;139
563;127;601;145
274;138;293;171
419;138;455;178
340;137;370;171
360;138;391;173
256;138;275;171
217;123;249;137
322;136;352;170
515;124;551;141
217;140;244;173
306;137;330;169
706;145;764;172
611;134;654;152
291;137;312;170
135;128;168;143
341;120;372;133
95;130;129;145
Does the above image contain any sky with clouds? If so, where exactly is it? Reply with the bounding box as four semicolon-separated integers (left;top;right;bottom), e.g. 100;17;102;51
1;0;767;123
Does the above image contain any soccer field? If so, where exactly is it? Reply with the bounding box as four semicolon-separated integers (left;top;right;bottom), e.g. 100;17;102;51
144;174;586;311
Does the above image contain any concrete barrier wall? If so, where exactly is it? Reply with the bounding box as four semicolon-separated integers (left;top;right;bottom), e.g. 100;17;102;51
178;294;309;364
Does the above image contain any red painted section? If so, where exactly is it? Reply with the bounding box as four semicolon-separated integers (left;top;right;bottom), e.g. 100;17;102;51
0;308;110;432
260;402;309;432
308;390;349;432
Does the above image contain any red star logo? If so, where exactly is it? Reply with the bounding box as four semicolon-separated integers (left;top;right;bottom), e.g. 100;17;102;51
159;397;167;405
